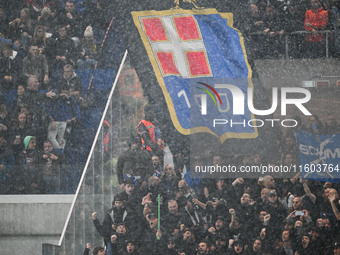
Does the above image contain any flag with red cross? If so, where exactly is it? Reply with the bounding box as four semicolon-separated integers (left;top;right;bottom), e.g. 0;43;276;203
132;9;256;142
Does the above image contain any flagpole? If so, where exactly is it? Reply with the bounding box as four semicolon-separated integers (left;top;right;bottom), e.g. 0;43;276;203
87;16;115;91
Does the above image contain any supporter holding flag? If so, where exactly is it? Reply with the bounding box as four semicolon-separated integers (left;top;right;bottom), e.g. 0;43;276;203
76;26;100;69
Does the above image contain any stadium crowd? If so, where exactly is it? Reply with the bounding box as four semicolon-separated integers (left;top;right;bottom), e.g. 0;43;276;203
0;0;339;194
0;1;339;254
244;0;340;58
86;106;340;255
0;0;112;194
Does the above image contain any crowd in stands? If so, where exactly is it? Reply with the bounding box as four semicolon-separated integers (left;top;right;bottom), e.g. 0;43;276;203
84;106;340;255
0;0;112;194
245;0;340;58
0;0;339;195
0;1;339;253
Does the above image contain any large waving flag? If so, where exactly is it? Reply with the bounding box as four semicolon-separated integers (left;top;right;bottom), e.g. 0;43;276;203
106;0;280;157
296;130;340;182
132;9;257;142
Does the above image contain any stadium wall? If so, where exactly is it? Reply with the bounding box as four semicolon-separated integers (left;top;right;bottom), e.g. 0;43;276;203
0;195;73;254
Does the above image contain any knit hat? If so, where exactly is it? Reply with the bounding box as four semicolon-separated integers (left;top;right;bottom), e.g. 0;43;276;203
84;26;93;37
23;136;32;150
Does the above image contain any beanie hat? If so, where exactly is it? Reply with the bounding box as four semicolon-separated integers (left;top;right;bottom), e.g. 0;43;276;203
23;136;32;150
84;26;93;37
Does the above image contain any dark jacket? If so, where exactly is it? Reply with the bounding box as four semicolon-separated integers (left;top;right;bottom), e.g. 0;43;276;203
46;94;80;122
36;149;66;193
23;54;49;82
116;147;152;184
0;143;14;186
12;148;44;194
57;72;83;94
57;9;83;38
0;51;22;91
93;206;136;243
139;226;167;254
22;90;49;139
0;16;10;37
48;36;77;67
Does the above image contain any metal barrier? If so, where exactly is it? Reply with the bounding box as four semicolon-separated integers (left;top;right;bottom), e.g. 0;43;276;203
250;30;332;58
